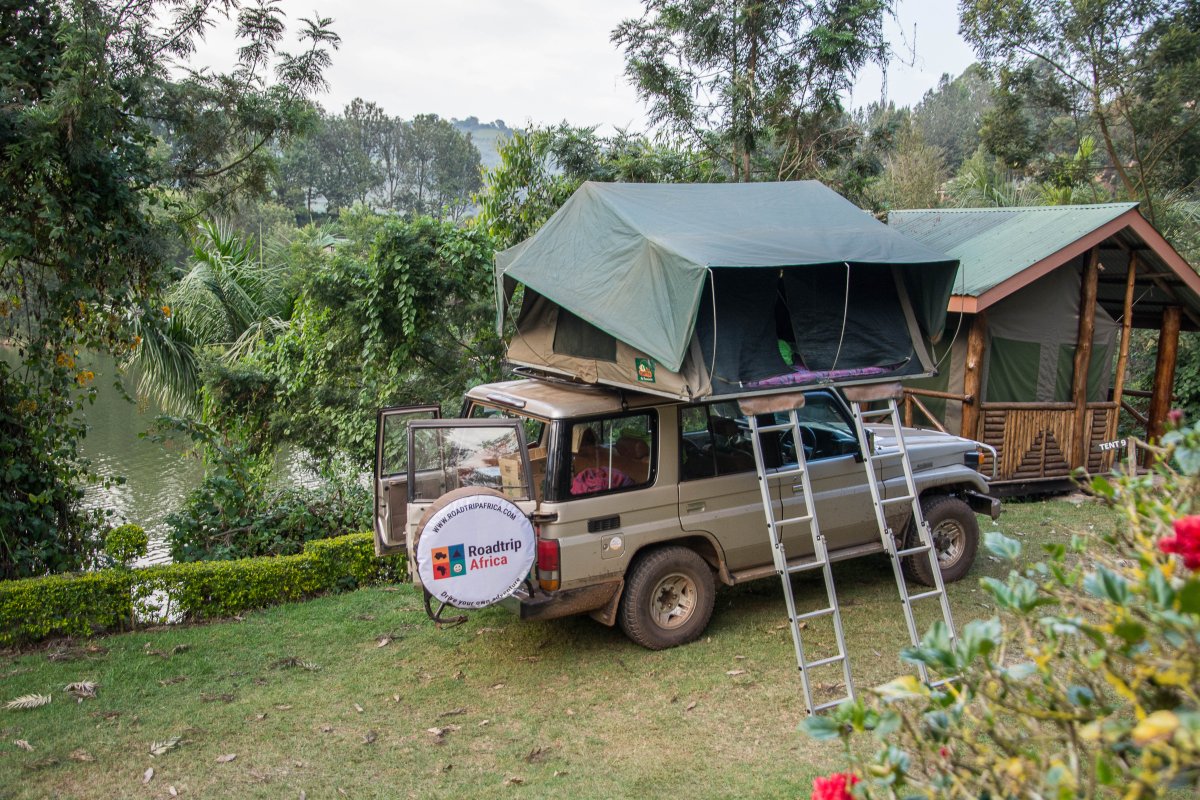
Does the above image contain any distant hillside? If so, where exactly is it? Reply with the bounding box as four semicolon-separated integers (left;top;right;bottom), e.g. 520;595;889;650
451;117;515;172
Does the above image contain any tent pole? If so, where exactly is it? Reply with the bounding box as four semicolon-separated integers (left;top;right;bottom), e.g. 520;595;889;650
1109;252;1138;457
961;311;987;441
1071;249;1101;472
1145;305;1182;466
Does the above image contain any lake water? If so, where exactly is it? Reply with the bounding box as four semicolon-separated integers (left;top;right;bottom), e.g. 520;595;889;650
4;349;315;566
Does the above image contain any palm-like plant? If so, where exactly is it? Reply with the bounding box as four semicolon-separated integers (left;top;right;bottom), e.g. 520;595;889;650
132;219;299;414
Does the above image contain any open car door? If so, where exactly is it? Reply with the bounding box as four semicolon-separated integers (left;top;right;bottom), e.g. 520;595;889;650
375;405;441;556
405;419;537;605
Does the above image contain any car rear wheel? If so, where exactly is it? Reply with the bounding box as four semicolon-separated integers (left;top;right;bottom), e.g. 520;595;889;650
618;545;716;650
903;495;979;586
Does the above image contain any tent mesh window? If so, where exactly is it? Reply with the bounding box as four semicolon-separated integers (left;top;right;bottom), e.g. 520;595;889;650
552;308;618;362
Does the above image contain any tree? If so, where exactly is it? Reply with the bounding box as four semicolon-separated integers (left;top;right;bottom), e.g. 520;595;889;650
960;0;1200;220
911;65;994;171
612;0;892;181
870;126;949;211
475;125;723;249
248;213;501;468
395;114;482;220
0;0;337;577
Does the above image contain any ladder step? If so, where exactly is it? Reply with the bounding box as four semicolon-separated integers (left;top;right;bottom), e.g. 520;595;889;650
786;559;827;574
775;514;814;527
907;589;944;603
895;544;932;557
754;422;796;434
810;697;850;713
772;467;807;481
867;451;903;463
801;654;846;669
794;606;836;621
880;495;916;506
856;408;895;419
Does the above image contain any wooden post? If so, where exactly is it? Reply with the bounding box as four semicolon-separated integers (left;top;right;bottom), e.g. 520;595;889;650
1071;249;1100;471
961;312;987;440
1108;253;1138;460
1145;305;1182;462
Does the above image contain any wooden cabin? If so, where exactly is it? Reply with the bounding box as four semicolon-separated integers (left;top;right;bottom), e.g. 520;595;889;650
888;203;1200;493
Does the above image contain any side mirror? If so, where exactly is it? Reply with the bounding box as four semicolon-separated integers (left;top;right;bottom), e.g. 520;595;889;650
853;429;873;462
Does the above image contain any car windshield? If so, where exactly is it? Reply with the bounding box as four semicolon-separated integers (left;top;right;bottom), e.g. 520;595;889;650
408;422;531;502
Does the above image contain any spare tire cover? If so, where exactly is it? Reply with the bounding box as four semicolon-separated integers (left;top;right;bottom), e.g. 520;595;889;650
414;487;536;609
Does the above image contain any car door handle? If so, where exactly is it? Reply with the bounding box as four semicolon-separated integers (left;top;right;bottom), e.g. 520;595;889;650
685;501;705;513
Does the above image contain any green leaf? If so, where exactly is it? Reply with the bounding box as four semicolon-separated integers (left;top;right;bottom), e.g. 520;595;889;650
1083;566;1131;605
1178;579;1200;615
801;715;843;741
874;674;931;702
1095;753;1117;786
1003;662;1037;681
874;710;902;738
1112;620;1146;644
984;530;1021;561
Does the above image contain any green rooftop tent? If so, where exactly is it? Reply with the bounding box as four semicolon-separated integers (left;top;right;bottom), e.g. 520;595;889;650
496;181;960;401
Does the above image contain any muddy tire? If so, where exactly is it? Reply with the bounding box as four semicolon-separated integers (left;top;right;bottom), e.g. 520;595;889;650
903;495;979;587
618;545;716;650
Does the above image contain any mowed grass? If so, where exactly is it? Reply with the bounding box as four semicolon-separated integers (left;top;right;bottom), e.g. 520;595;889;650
0;496;1121;800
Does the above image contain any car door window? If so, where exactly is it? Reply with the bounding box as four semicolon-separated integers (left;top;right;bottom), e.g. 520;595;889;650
679;402;757;480
782;392;859;463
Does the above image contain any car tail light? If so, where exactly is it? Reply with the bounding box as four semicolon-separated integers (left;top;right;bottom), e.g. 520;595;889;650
537;536;560;592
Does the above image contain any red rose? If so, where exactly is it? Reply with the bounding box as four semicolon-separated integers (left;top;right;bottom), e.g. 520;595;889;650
1168;408;1185;427
812;772;859;800
1160;515;1200;570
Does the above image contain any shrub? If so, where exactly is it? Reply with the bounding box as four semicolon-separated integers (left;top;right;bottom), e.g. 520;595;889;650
104;524;149;567
0;532;403;646
167;476;371;562
805;422;1200;798
0;571;135;645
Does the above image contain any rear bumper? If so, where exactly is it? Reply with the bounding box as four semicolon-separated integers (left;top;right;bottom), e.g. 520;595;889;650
499;581;622;622
963;489;1002;520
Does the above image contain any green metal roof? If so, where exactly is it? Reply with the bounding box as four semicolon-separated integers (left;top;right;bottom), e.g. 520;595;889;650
888;203;1139;297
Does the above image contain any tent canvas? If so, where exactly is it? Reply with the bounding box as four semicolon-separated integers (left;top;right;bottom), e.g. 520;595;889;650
496;182;960;401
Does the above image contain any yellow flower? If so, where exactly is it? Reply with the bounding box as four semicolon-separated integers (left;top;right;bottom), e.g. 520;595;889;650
162;305;171;318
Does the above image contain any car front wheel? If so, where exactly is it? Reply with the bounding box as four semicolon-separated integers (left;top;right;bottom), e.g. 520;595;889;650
903;495;980;586
618;545;716;650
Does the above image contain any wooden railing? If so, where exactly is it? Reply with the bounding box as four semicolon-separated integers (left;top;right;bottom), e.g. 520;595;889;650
901;387;971;435
976;402;1118;482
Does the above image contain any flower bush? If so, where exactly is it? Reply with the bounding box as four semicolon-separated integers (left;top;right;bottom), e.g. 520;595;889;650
804;421;1200;798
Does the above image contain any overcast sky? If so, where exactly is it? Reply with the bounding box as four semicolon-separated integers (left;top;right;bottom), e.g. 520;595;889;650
192;0;977;130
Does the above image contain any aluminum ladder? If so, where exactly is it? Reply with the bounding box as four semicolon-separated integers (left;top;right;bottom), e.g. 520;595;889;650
847;392;957;685
747;410;855;715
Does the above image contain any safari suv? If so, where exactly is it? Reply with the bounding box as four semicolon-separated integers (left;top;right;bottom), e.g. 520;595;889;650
374;379;999;650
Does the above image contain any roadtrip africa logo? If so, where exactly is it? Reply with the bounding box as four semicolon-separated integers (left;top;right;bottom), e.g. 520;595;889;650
430;541;521;580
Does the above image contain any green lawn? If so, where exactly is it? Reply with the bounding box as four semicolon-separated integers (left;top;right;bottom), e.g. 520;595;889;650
0;496;1120;800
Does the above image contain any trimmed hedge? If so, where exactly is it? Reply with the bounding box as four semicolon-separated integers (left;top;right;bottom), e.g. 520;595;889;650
0;532;405;647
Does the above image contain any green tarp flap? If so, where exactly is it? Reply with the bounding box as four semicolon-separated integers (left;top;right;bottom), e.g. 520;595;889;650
496;182;960;373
